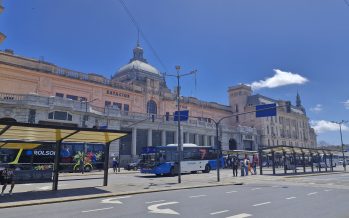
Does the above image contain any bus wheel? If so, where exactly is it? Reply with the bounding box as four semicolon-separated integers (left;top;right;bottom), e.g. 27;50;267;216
203;165;211;173
84;165;92;172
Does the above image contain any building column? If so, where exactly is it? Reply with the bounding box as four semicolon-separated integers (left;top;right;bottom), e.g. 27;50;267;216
195;134;200;145
174;130;178;144
161;130;166;146
147;129;152;147
131;128;137;157
211;136;215;146
204;135;208;146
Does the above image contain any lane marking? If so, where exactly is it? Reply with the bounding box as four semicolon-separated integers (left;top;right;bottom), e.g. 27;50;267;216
82;207;114;213
101;196;131;204
189;194;207;198
145;200;166;204
210;210;229;215
253;202;271;207
307;192;318;196
251;188;261;191
285;197;296;200
226;213;252;218
226;191;237;194
23;184;33;186
324;189;332;192
308;182;315;185
148;201;179;215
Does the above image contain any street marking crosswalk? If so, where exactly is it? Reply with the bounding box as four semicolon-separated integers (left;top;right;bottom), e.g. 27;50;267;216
210;210;229;215
145;200;166;204
307;192;318;196
82;207;114;213
253;202;271;207
226;213;252;218
189;194;207;198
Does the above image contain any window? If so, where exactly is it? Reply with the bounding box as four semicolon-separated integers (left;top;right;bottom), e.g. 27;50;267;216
66;95;78;101
105;101;111;107
48;111;73;121
113;102;122;110
55;93;64;98
147;100;157;114
124;104;129;111
28;109;36;124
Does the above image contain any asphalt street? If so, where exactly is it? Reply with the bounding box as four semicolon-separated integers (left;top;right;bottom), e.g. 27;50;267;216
1;182;348;218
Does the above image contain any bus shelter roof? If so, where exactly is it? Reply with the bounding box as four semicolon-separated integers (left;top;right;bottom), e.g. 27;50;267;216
222;150;258;155
260;145;340;156
0;121;129;145
0;142;41;149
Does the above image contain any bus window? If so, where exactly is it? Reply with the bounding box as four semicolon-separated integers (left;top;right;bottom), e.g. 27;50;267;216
0;149;18;164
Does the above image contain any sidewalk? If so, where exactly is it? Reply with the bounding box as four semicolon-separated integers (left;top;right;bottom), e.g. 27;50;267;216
0;168;347;208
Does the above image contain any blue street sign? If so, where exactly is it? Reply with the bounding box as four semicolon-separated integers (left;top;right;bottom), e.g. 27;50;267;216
256;103;277;117
174;110;189;121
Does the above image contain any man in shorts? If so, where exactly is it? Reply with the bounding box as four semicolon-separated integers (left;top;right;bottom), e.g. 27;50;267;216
1;166;15;196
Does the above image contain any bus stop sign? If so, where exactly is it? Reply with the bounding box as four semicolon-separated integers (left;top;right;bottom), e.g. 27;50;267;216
256;103;277;118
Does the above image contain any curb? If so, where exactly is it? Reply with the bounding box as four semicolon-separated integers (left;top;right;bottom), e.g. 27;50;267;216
59;171;138;177
0;182;243;209
284;171;348;178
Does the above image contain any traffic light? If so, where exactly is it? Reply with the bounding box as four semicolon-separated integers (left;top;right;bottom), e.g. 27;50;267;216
285;101;291;113
151;114;155;122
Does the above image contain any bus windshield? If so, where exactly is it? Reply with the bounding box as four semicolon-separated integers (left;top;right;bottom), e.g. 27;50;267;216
0;149;18;164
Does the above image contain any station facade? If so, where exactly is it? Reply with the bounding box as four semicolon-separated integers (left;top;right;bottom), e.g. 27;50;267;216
0;43;316;164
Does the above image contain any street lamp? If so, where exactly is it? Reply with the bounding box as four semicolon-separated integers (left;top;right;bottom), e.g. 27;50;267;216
82;98;98;127
166;66;197;183
331;120;348;172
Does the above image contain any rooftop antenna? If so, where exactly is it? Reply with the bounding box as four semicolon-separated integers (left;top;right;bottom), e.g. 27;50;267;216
137;28;140;46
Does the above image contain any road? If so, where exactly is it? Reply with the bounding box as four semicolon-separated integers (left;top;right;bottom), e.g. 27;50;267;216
1;181;348;218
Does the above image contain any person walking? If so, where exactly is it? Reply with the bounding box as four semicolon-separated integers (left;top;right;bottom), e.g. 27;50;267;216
1;166;15;196
112;157;118;173
244;157;249;176
232;157;239;177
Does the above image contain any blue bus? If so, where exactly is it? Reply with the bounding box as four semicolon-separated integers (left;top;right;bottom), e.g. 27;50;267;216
140;143;223;176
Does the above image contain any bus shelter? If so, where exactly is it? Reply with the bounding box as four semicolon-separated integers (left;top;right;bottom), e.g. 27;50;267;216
258;145;342;175
222;150;258;168
0;121;129;190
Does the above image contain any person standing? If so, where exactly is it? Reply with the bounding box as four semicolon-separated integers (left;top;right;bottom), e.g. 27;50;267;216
244;157;249;176
112;157;118;173
232;157;239;177
1;166;15;196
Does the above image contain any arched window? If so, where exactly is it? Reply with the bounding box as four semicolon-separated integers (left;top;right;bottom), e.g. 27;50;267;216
229;138;237;150
147;100;157;114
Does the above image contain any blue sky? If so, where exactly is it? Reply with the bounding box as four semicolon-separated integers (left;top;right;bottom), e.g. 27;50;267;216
1;0;349;145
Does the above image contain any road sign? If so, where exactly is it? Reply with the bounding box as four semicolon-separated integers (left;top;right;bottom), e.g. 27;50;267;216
256;103;277;117
174;110;189;121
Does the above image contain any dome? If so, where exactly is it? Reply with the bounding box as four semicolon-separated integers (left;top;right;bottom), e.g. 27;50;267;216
118;60;161;75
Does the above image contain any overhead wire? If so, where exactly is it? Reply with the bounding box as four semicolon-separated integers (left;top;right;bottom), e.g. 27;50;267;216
118;0;168;72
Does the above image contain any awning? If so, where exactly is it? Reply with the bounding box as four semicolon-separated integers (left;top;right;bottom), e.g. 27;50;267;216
259;145;341;156
0;122;129;145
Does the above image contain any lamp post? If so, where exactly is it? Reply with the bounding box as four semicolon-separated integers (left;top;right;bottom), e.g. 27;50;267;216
82;98;98;127
331;120;348;172
166;66;197;183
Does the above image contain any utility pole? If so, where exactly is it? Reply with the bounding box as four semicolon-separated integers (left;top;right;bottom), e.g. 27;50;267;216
331;120;348;172
166;66;196;183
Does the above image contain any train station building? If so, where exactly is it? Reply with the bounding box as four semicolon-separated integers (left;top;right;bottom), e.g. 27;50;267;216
0;43;317;164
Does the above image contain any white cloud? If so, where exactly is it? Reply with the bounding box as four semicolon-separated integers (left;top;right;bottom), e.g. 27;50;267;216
249;69;308;90
309;104;323;113
310;120;349;134
343;100;349;110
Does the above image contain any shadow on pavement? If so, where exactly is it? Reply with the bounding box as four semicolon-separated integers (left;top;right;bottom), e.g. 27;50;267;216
0;187;110;204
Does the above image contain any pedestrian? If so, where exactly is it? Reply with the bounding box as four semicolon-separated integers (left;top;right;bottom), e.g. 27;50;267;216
112;157;118;173
240;159;245;177
1;166;15;196
244;157;249;176
232;157;239;177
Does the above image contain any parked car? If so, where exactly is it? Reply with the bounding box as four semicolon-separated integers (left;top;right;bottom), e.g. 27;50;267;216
124;159;141;171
